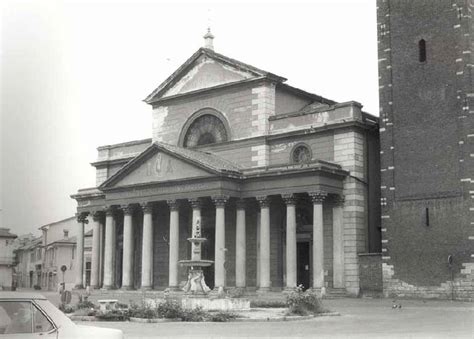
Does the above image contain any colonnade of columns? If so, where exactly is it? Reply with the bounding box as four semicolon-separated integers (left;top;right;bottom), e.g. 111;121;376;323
74;191;345;293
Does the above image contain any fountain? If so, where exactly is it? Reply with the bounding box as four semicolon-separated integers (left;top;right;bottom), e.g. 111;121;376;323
178;218;213;296
178;217;250;311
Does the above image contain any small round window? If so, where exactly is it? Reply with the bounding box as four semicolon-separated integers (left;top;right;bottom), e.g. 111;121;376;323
291;144;312;164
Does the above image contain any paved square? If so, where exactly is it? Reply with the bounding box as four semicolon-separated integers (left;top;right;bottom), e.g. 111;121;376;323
77;298;473;338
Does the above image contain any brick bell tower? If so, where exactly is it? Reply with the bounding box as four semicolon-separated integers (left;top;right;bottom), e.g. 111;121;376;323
377;0;473;299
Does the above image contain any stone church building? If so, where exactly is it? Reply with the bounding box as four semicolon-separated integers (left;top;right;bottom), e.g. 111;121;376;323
72;32;381;296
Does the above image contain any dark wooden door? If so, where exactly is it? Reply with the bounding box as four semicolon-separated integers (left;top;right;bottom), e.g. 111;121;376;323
297;242;310;290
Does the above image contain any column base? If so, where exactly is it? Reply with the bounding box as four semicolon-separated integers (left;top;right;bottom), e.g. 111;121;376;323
210;286;226;298
165;286;181;292
283;286;297;294
121;285;135;290
256;287;271;294
141;286;152;291
101;285;114;290
310;287;326;297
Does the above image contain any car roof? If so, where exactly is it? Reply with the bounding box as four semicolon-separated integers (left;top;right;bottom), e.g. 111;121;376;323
0;292;47;300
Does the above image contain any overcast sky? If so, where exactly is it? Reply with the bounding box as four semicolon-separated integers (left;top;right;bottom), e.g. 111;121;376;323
1;0;378;236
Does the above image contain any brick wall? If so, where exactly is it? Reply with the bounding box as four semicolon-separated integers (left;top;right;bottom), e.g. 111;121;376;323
359;253;382;296
377;0;473;300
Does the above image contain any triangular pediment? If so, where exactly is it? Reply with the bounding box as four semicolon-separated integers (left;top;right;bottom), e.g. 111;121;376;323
101;146;215;189
144;48;286;103
162;54;255;98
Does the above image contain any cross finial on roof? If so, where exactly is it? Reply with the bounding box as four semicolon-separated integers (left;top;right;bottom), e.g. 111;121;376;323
203;27;214;51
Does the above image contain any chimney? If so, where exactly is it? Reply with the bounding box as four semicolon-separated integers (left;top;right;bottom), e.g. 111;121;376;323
203;28;214;51
63;230;69;239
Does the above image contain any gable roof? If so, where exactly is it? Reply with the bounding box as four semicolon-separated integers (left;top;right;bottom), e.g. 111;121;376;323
144;47;287;104
99;141;242;189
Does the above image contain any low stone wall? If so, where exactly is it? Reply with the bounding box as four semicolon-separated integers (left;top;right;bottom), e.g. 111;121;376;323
383;262;474;301
358;253;383;297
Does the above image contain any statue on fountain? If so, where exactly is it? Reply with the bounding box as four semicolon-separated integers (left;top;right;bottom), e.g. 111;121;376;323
179;218;214;296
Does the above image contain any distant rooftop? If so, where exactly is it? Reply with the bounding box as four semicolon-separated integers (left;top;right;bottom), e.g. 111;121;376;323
0;228;17;239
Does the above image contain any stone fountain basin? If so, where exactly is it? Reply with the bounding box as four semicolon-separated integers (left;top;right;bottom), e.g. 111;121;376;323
187;237;207;243
179;259;214;267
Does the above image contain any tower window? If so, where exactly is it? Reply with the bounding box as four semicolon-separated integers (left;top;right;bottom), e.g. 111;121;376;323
419;39;427;62
425;207;430;227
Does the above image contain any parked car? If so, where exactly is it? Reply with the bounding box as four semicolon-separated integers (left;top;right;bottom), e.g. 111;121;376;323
0;292;123;338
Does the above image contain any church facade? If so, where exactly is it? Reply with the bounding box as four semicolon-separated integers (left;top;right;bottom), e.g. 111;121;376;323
72;34;380;296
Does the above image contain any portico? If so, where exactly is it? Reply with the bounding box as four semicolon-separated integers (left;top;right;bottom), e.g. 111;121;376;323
72;143;348;294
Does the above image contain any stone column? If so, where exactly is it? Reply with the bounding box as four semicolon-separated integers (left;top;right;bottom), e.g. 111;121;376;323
167;200;180;290
103;207;116;289
90;211;103;289
74;212;88;289
141;203;154;290
235;199;246;289
257;196;271;292
309;191;327;293
121;205;134;290
283;194;297;290
333;195;345;288
213;196;229;290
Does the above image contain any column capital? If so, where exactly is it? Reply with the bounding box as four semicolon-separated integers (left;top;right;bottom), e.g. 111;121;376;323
212;195;229;207
256;196;271;208
140;202;153;214
121;205;134;216
235;198;246;210
104;206;115;216
76;212;89;224
167;200;180;211
334;194;345;206
189;198;203;210
92;211;104;222
282;194;297;205
309;191;328;204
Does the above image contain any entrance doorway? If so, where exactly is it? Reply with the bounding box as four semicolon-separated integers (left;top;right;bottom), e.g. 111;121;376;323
297;241;310;290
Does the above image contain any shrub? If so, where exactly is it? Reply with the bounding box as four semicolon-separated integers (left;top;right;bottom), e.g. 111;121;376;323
33;285;41;290
209;311;238;322
73;308;97;316
58;303;75;314
156;300;183;319
180;306;207;322
286;285;326;316
128;302;157;319
95;310;128;321
76;300;96;310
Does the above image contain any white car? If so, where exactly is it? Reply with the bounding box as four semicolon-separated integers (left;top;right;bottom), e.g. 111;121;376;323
0;292;123;338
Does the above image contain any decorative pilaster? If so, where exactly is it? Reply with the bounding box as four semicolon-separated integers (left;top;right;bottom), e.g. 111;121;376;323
309;191;327;294
212;195;229;290
235;199;247;289
90;211;103;289
333;195;345;289
74;212;88;289
141;202;154;290
282;194;297;290
167;200;180;291
103;206;116;289
256;196;271;293
121;205;134;290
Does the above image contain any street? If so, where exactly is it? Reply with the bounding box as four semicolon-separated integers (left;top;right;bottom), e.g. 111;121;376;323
76;298;474;338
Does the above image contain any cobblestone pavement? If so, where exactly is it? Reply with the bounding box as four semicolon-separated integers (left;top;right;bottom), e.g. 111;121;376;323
73;298;473;338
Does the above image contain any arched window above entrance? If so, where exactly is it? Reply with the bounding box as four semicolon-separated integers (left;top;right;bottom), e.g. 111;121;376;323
181;110;230;148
